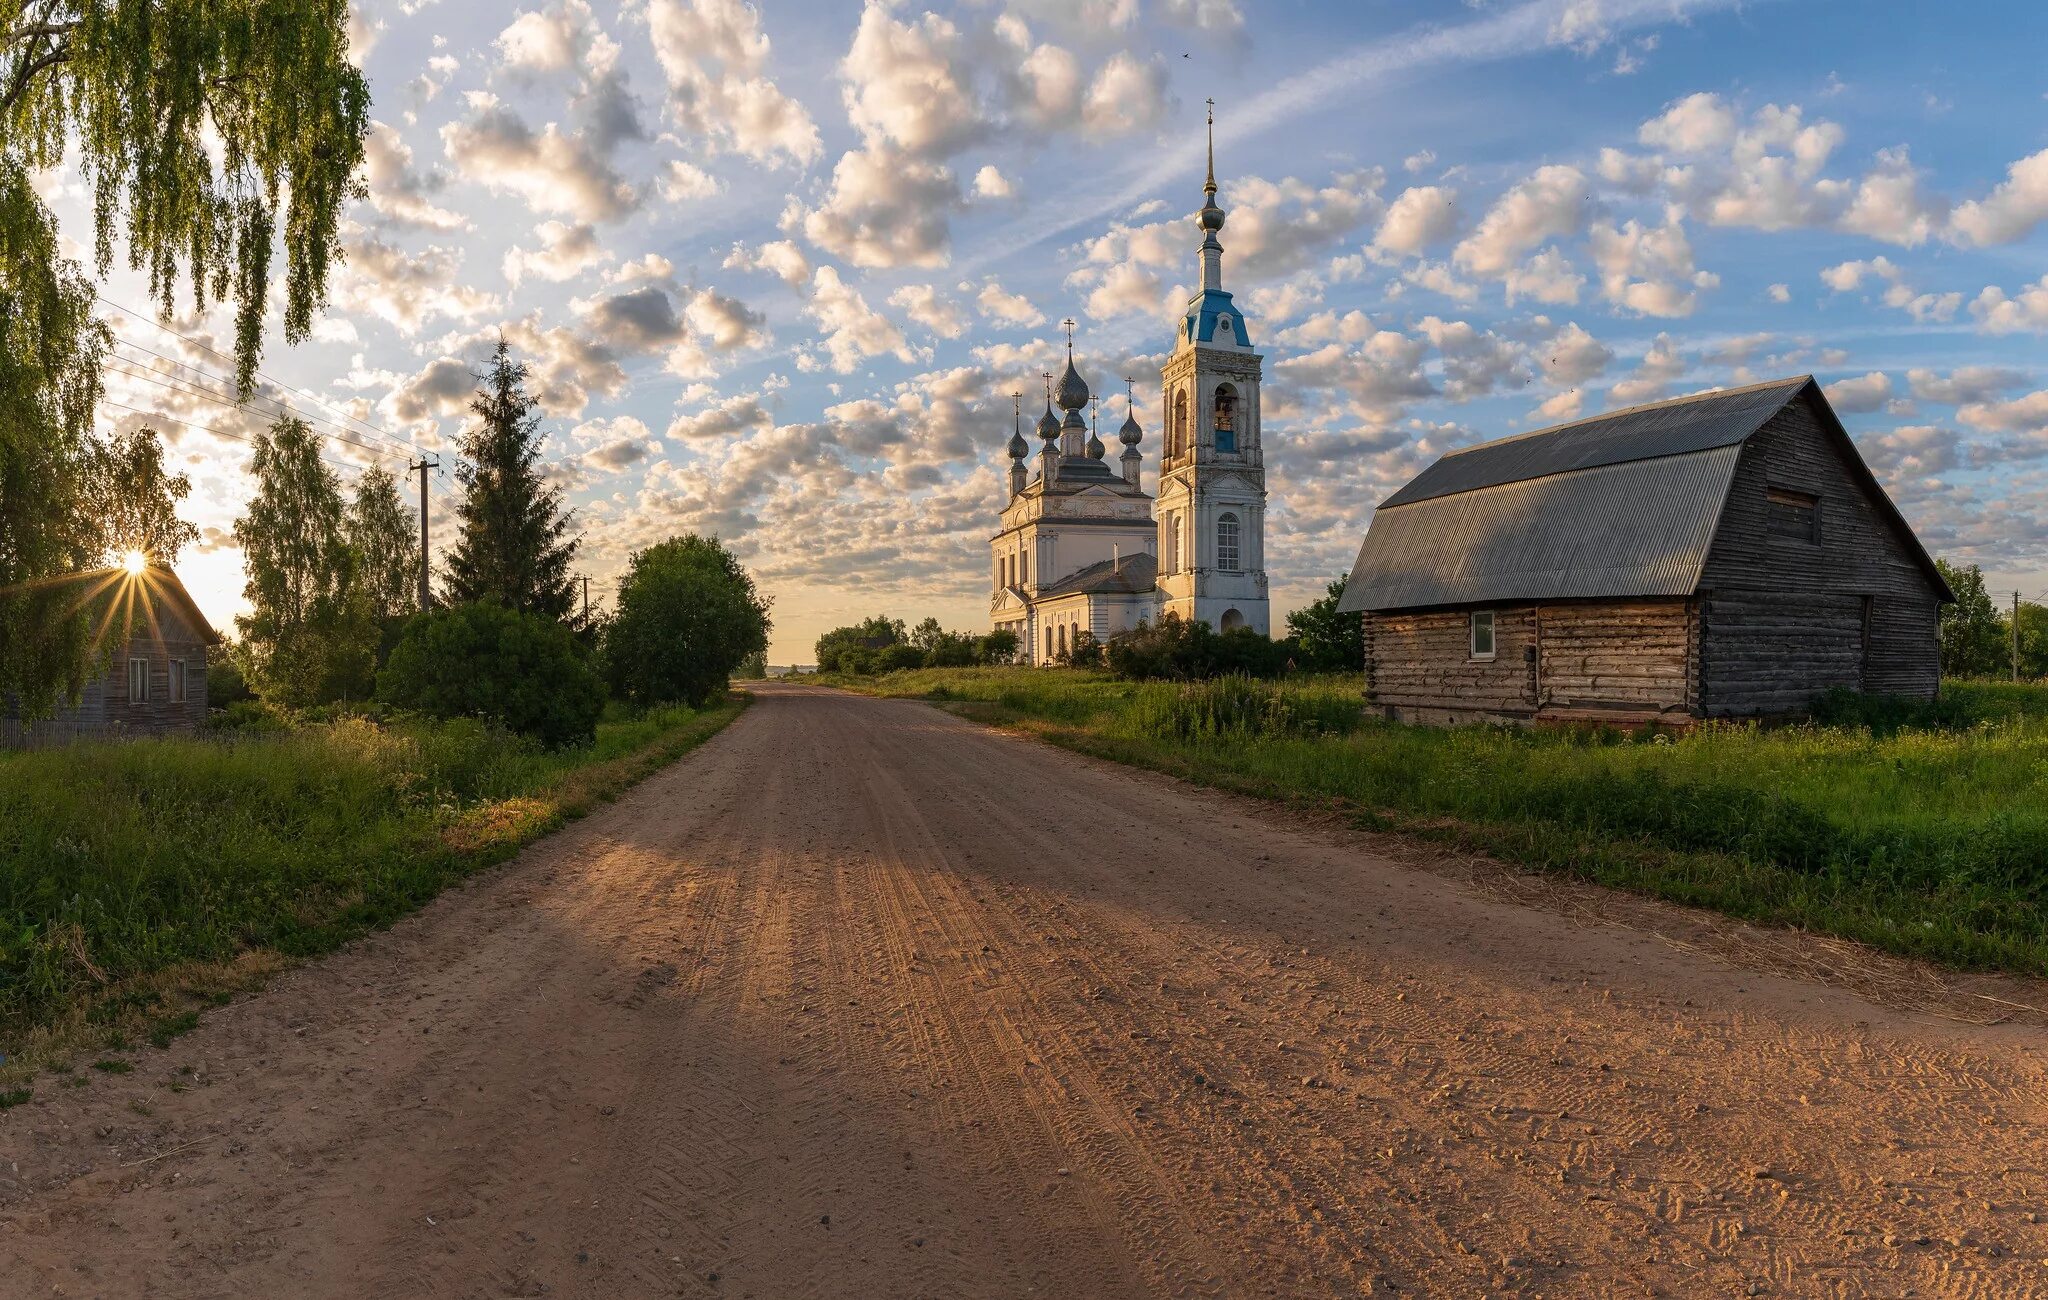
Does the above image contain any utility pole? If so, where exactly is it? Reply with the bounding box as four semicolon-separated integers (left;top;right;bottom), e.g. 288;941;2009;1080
2015;590;2022;683
410;456;439;612
579;575;591;626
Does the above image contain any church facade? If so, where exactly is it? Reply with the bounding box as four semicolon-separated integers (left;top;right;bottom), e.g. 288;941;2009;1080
990;117;1271;665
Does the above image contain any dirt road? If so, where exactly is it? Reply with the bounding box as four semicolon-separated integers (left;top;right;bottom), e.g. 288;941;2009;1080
4;682;2047;1297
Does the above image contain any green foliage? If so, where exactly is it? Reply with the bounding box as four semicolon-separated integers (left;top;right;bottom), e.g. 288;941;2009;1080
733;649;768;680
0;0;366;710
232;416;376;707
1937;559;2008;679
3;0;371;390
0;698;742;1036
0;157;108;717
979;628;1020;664
815;616;906;673
83;426;198;566
849;669;2048;974
1286;578;1363;673
1104;612;1290;679
443;342;580;622
1809;687;1979;735
346;464;421;622
378;601;606;747
602;534;770;709
203;642;255;706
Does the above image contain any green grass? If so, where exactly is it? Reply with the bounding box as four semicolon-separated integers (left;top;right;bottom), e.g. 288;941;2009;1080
0;696;747;1059
835;668;2048;975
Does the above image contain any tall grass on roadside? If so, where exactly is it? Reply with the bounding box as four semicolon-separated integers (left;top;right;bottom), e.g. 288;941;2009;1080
0;699;744;1051
834;667;2048;974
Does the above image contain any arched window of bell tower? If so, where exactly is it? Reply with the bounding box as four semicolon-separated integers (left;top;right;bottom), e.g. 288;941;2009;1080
1172;388;1189;460
1213;383;1238;454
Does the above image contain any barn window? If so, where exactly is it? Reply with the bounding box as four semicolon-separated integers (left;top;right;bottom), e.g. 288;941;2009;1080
1766;486;1820;543
1217;512;1241;571
1469;612;1496;661
1213;384;1238;453
128;657;150;703
169;660;187;704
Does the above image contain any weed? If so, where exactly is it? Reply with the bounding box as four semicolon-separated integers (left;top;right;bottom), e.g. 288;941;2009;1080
91;1059;132;1074
148;1012;202;1049
0;1088;30;1109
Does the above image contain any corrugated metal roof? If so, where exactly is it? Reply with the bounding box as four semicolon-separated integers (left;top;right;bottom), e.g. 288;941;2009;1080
1338;445;1741;613
1380;376;1810;508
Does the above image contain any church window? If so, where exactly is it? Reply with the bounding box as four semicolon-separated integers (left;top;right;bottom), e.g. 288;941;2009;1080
1058;624;1069;657
1217;512;1240;571
1172;389;1189;459
1045;627;1054;660
1165;513;1180;572
1213;384;1238;454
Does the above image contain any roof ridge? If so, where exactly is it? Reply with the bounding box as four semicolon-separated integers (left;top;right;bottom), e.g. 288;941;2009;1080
1439;374;1812;460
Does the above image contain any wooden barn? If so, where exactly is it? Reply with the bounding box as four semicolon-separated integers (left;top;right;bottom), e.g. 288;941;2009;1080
1337;376;1953;727
1;564;219;745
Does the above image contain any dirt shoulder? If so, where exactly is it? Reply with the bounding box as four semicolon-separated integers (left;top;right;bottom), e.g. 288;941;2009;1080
3;681;2044;1297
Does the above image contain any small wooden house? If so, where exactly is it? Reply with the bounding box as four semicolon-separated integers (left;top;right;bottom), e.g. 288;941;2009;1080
1337;377;1953;726
1;564;219;745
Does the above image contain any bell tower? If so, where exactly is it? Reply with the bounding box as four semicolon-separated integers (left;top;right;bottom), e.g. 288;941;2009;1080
1155;101;1268;635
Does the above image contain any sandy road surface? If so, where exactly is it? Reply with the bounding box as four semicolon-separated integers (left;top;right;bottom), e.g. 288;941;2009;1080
4;682;2048;1298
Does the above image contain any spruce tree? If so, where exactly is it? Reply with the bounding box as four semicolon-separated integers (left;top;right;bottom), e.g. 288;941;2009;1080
443;342;580;622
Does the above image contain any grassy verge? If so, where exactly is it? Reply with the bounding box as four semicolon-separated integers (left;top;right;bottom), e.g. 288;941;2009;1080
829;668;2048;976
0;694;746;1075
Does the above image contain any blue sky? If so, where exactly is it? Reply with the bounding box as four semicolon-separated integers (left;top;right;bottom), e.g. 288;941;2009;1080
47;0;2048;659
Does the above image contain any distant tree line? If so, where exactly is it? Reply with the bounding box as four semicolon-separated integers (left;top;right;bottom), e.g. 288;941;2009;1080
227;343;769;746
1937;559;2048;680
818;578;1366;681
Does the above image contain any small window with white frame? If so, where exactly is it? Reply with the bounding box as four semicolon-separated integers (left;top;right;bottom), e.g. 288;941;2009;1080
169;659;187;704
128;656;150;703
1469;611;1496;661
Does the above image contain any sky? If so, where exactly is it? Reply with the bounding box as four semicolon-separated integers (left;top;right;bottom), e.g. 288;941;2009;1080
40;0;2048;662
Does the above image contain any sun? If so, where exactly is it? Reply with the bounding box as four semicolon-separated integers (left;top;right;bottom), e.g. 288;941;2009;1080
120;548;148;577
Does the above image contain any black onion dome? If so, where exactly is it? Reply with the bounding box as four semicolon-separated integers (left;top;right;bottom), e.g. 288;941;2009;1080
1036;403;1060;441
1055;358;1090;411
1119;409;1143;446
1086;431;1106;459
1198;196;1226;233
1007;430;1028;458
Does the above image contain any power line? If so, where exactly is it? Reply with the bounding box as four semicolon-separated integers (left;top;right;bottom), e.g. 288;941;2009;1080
93;294;427;459
102;355;404;468
97;398;376;477
105;335;391;451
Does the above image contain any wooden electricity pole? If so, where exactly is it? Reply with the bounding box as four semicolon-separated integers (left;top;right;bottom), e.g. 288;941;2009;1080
410;456;440;612
2015;590;2023;683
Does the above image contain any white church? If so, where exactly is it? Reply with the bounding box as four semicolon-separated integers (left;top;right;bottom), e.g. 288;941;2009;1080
990;115;1270;665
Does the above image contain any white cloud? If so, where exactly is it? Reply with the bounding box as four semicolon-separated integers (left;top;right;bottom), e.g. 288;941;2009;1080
889;284;969;339
1081;51;1171;137
1609;332;1685;405
1970;277;2048;335
722;239;812;292
806;266;920;372
1372;186;1459;257
502;220;611;286
441;105;637;223
1538;321;1613;386
1767;282;1791;303
794;146;964;269
1452;165;1587;279
335;232;500;333
1823;371;1891;413
657;160;722;201
1949;146;2048;246
1587;212;1716;317
1907;367;2029;406
361;122;469;231
645;0;819;165
1502;248;1584;306
973;165;1016;200
975;280;1043;327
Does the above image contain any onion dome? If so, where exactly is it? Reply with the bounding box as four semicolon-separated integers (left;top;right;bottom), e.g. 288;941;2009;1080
1007;429;1028;458
1061;408;1086;438
1036;402;1060;441
1086;430;1105;459
1055;357;1090;411
1118;408;1143;446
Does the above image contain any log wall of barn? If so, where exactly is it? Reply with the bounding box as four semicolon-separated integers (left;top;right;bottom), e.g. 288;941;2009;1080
1365;600;1694;724
1698;393;1943;707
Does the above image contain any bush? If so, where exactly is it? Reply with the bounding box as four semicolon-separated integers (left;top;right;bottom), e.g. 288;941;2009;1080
1124;674;1365;741
873;643;928;673
1103;613;1289;680
978;628;1020;664
603;535;771;708
1810;687;1980;735
378;602;606;747
817;617;906;674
